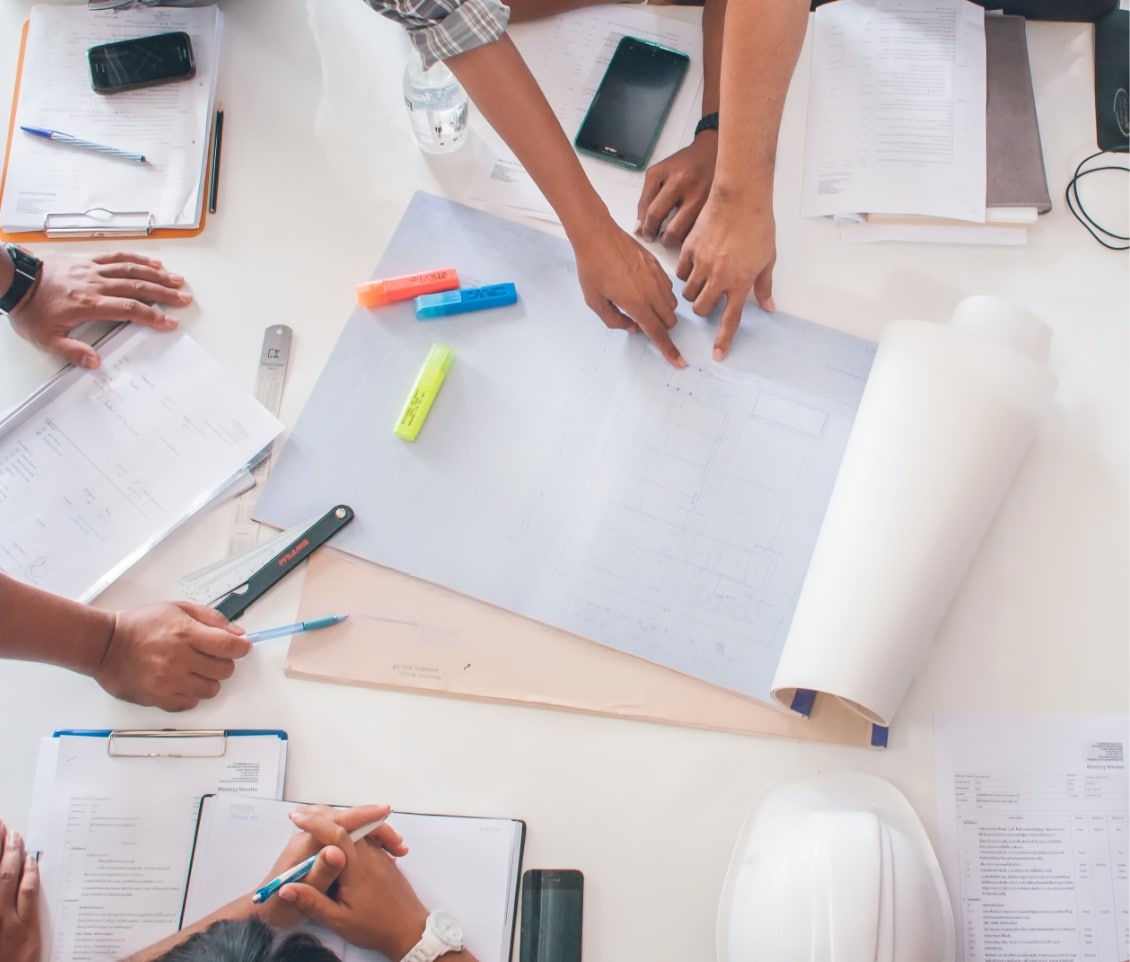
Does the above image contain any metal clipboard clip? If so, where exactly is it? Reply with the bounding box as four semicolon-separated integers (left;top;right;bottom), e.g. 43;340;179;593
107;729;229;758
43;208;155;239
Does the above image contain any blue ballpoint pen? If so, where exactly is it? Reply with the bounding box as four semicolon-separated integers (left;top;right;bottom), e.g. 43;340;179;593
20;125;147;164
251;815;389;904
245;614;349;645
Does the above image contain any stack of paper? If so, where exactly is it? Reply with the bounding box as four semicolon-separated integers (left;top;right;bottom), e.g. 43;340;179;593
0;4;223;236
801;0;1050;246
0;325;282;602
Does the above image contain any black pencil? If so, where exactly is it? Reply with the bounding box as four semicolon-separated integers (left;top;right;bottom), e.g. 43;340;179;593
207;108;224;214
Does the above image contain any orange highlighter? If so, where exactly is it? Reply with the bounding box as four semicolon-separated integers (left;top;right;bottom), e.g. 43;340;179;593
357;268;460;307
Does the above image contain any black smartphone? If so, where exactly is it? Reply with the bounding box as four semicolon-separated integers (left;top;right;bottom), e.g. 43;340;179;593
574;36;690;170
88;31;196;94
519;868;584;962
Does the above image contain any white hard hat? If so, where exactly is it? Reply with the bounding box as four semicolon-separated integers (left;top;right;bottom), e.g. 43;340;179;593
716;773;955;962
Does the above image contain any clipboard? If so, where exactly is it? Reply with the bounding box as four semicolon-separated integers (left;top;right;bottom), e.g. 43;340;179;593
27;728;289;852
31;728;289;962
0;11;219;243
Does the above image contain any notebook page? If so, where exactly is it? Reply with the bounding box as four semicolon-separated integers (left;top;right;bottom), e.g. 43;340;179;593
0;4;222;231
183;795;523;962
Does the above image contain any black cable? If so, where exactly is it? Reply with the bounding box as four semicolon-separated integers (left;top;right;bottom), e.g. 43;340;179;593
1065;149;1129;251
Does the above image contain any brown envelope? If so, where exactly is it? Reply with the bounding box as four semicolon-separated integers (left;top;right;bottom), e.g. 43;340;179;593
290;550;875;747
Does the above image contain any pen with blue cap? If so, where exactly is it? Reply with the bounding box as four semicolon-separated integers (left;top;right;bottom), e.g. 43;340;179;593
251;815;389;904
20;125;148;164
245;614;349;644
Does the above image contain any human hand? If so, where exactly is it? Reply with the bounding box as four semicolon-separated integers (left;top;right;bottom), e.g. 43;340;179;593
254;804;405;931
572;223;685;368
0;822;40;962
637;135;718;249
278;807;429;960
93;602;251;712
8;252;191;368
676;189;776;360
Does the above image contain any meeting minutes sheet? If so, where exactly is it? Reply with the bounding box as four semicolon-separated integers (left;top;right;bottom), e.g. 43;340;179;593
255;193;875;704
936;715;1129;962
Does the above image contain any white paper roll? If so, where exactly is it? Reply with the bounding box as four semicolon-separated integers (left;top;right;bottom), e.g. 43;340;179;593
770;296;1057;727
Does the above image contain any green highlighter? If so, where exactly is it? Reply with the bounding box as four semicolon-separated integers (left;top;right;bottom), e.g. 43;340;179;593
394;343;454;441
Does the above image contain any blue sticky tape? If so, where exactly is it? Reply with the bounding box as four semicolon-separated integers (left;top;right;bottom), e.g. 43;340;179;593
870;725;889;749
790;689;818;717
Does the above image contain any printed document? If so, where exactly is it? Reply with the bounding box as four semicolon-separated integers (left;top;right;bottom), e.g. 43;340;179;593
0;5;222;233
935;715;1130;962
466;6;704;230
34;732;288;962
801;0;987;222
0;325;282;601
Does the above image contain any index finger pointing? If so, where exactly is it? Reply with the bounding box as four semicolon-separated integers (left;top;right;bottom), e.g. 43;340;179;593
637;314;686;369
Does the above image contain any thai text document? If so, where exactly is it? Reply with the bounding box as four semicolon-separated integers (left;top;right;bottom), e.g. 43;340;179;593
935;715;1129;962
801;0;987;222
0;325;282;601
33;732;287;962
0;5;223;233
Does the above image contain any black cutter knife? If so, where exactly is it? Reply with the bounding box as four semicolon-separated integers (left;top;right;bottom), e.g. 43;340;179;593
214;504;354;621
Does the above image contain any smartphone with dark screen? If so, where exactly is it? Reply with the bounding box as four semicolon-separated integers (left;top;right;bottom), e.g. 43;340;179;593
574;36;690;170
519;869;584;962
88;31;196;94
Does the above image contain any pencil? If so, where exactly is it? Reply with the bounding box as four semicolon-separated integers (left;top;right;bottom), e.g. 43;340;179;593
207;108;224;214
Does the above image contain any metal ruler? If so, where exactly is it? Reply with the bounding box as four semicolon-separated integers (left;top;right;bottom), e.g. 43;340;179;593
228;325;292;557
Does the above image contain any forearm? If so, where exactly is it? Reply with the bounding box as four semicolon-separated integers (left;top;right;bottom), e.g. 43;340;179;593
714;0;807;203
0;573;113;676
446;37;614;244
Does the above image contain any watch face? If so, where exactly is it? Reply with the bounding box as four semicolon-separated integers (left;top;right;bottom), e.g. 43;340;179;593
429;911;463;947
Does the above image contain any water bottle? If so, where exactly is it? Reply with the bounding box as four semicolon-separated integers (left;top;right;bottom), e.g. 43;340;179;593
402;52;469;154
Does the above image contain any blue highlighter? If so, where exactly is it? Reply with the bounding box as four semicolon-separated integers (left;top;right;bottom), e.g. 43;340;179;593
415;283;518;320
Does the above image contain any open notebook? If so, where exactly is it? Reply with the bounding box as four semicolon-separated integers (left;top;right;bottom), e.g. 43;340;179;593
183;794;526;962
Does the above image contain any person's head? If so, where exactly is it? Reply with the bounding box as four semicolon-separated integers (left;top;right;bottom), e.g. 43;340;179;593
156;917;341;962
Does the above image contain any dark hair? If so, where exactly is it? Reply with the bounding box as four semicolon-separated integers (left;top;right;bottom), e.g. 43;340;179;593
156;917;342;962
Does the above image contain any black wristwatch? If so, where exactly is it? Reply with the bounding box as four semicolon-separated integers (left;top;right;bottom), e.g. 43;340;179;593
0;244;43;314
694;111;719;137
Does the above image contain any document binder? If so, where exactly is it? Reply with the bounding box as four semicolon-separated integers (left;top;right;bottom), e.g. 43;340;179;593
0;6;222;243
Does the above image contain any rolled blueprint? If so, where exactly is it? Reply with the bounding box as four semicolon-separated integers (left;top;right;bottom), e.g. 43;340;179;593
770;296;1057;727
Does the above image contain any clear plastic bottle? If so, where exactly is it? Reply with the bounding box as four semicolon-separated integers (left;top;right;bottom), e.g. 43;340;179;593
402;52;469;154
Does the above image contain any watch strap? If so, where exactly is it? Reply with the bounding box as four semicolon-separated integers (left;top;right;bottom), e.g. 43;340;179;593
694;111;719;137
400;930;447;962
0;244;42;314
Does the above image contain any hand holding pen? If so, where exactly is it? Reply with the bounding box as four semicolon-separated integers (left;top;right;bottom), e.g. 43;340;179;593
252;804;406;926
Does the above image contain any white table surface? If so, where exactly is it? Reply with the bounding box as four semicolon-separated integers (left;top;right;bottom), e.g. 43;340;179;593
1;2;1127;959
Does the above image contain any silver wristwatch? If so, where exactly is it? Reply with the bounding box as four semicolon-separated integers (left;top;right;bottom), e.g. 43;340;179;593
399;910;464;962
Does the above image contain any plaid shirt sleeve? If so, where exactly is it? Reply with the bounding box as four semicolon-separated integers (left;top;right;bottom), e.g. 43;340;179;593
362;0;511;67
